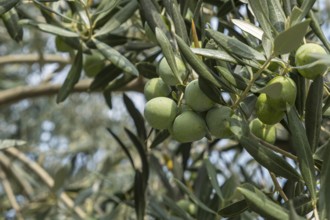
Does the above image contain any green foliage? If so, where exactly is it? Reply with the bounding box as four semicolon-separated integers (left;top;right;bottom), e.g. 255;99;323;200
0;0;330;219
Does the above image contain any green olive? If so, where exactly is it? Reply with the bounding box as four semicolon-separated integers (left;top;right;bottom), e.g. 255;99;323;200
144;97;177;129
185;79;215;112
249;118;276;144
171;110;206;143
206;105;233;138
158;56;187;86
295;43;328;79
256;93;285;125
144;78;171;101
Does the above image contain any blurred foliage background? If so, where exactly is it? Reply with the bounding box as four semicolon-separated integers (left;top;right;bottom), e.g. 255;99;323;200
0;0;329;220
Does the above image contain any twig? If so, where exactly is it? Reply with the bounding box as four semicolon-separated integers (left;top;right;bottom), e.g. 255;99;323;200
0;166;24;220
0;54;70;65
0;78;144;106
0;152;34;199
4;147;87;219
269;172;288;202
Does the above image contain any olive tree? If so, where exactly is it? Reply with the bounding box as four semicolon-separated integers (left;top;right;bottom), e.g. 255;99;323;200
0;0;330;219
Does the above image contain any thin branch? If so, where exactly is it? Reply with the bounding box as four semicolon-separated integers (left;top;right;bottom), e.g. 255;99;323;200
0;77;144;106
0;166;24;220
0;54;70;65
4;147;87;219
0;152;34;199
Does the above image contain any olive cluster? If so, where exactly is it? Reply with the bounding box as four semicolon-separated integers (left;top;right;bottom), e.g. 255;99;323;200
143;56;233;143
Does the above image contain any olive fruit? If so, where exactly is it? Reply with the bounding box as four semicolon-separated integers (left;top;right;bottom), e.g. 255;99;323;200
185;79;215;112
144;78;171;101
144;97;177;129
295;43;328;79
158;56;187;86
176;199;197;215
256;93;285;125
171;111;206;143
249;118;276;144
206;105;233;138
266;76;297;111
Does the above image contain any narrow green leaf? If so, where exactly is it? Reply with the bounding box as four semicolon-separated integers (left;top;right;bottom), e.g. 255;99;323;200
20;19;80;37
105;72;136;91
124;128;149;190
155;27;182;84
103;90;112;109
307;9;330;52
191;48;237;63
57;50;83;103
314;138;330;164
215;66;248;91
134;170;146;220
289;6;303;26
285;194;314;216
171;1;189;43
107;128;135;169
123;94;147;141
206;29;265;60
305;76;323;152
239;135;301;181
150;130;170;149
163;196;194;220
95;0;138;37
231;19;263;40
148;197;170;220
319;136;330;219
0;0;19;16
288;201;305;220
257;81;283;99
94;39;139;76
287;108;316;202
267;0;286;33
89;64;122;91
199;77;226;105
92;0;120;25
204;159;224;202
248;0;273;39
136;62;158;79
296;0;316;23
2;8;23;42
237;183;289;220
273;19;310;55
218;200;248;217
174;179;219;216
175;35;233;92
52;164;71;192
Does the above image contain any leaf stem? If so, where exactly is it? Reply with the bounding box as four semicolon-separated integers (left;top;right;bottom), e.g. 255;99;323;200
232;54;275;109
269;172;289;202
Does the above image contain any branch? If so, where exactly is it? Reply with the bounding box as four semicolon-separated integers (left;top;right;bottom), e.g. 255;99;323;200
0;77;145;106
0;54;70;65
5;147;87;219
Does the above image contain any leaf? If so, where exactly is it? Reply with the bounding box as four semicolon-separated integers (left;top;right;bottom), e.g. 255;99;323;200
170;1;189;43
123;94;146;141
284;194;314;216
89;64;122;91
287;108;316;202
204;159;224;202
289;6;303;26
107;128;135;169
175;35;233;92
296;0;317;23
2;8;23;42
134;170;146;220
237;183;289;220
218;200;248;217
103;90;112;109
239;135;301;181
136;62;158;79
124;128;149;190
305;76;323;152
95;0;138;37
163;196;194;220
52;164;71;192
105;72;136;91
215;66;248;91
174;179;219;216
150;130;170;149
198;77;226;104
273;19;310;55
248;0;273;39
288;201;305;220
92;0;120;26
267;0;286;33
206;29;265;61
155;27;183;84
20;19;80;37
0;139;26;150
0;0;19;16
93;39;139;76
191;48;237;63
231;19;264;40
319;135;330;219
256;81;283;99
57;50;83;103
